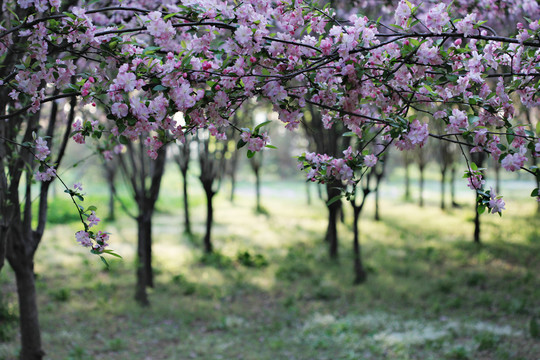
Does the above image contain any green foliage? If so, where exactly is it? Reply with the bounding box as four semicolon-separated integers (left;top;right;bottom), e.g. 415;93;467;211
172;274;197;295
530;316;540;339
446;346;470;360
46;198;81;224
0;294;17;342
475;332;499;351
49;287;71;302
236;250;268;268
200;251;233;269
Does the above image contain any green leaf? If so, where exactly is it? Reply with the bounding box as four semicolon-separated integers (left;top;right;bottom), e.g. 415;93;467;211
477;204;486;214
254;120;271;132
470;162;478;171
119;135;129;145
152;85;167;91
86;205;97;212
247;150;255;158
163;12;178;20
531;188;539;197
237;139;247;149
327;194;342;206
103;250;123;259
342;131;357;137
99;256;110;269
265;144;277;149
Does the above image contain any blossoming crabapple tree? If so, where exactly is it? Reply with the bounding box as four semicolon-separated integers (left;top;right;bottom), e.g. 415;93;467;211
2;0;540;358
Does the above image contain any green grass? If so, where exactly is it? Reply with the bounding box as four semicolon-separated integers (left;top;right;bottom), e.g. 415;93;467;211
1;177;540;360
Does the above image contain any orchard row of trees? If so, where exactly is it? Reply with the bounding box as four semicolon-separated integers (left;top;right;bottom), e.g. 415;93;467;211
2;0;540;358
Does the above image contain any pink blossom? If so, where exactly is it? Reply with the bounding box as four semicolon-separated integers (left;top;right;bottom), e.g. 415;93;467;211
235;25;252;46
456;13;477;37
35;167;56;182
93;231;109;252
111;103;129;118
425;4;449;34
75;231;92;247
73;182;83;191
488;189;505;214
87;211;100;228
447;109;468;133
467;170;485;190
364;154;378;167
501;152;527;172
34;137;50;161
394;1;412;28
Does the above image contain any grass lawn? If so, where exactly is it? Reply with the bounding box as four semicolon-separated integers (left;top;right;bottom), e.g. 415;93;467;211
1;177;539;360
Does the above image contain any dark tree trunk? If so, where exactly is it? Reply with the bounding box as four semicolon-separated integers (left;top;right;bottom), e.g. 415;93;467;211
404;162;411;201
7;225;44;360
254;166;262;212
135;214;152;305
441;168;447;210
474;202;481;244
108;186;115;221
352;207;367;284
14;261;44;360
107;174;115;221
451;165;459;208
203;183;214;254
374;187;380;221
419;165;425;207
229;150;239;203
325;183;340;259
181;167;191;235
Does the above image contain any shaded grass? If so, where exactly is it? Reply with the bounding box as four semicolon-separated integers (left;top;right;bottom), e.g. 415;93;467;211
2;179;540;360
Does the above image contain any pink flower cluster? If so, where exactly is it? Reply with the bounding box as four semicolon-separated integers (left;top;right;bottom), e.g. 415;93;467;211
467;169;485;190
240;131;270;152
75;230;109;253
395;120;429;151
34;137;50;161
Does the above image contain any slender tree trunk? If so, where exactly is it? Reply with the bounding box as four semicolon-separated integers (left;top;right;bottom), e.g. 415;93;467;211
419;165;425;207
107;177;115;221
474;202;481;244
135;216;151;306
14;261;44;360
404;162;411;201
229;151;239;203
441;168;446;210
352;207;367;284
203;184;214;254
325;183;340;259
451;165;459;208
306;182;311;205
8;228;44;360
181;167;191;235
254;166;261;212
374;186;380;221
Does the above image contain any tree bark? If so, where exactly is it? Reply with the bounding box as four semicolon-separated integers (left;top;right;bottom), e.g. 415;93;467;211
181;167;191;235
352;207;367;284
254;166;262;212
440;168;446;210
404;162;411;201
374;185;380;221
13;260;44;360
135;215;151;306
474;202;481;244
203;183;214;254
451;165;459;208
8;226;44;360
325;183;340;259
419;164;425;207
